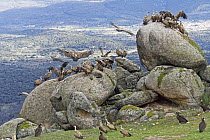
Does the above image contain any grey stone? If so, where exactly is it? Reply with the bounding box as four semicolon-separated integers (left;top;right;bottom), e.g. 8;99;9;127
135;76;148;91
20;79;58;126
117;105;145;121
55;111;68;124
136;22;207;72
115;90;159;109
107;108;119;123
16;121;38;139
0;118;25;139
115;57;142;73
51;69;116;111
67;92;101;129
199;65;210;82
113;67;131;93
140;110;159;121
144;65;204;107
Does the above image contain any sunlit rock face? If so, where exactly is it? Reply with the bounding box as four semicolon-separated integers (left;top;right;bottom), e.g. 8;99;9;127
136;22;207;72
142;65;204;107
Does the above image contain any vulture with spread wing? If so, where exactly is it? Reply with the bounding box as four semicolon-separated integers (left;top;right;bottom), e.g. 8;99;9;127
110;22;135;36
57;49;94;61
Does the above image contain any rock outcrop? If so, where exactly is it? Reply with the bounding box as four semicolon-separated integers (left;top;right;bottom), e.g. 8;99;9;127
0;118;25;139
67;92;102;129
51;69;116;111
113;67;146;93
142;66;204;107
20;79;58;126
115;90;159;109
136;22;207;72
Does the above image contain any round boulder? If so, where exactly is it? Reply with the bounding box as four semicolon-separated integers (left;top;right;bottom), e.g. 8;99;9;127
144;65;204;107
136;22;207;72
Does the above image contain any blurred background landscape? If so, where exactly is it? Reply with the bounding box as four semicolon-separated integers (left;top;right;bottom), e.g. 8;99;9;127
0;0;210;125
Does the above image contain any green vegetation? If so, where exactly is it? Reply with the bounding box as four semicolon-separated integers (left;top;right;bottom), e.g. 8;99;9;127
20;111;210;140
120;105;141;111
146;111;156;118
201;92;210;105
182;35;204;57
18;121;37;130
157;73;167;86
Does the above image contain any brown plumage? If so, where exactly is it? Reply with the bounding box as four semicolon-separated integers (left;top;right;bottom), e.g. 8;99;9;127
143;12;151;25
200;102;210;112
162;17;171;27
103;57;114;69
120;125;131;137
73;126;83;139
199;118;207;132
18;92;29;96
44;69;52;81
99;47;111;57
99;121;107;133
95;61;104;71
57;49;94;61
34;76;42;86
116;49;127;58
99;131;107;140
105;119;117;131
63;69;73;76
110;22;135;36
164;11;174;19
35;124;42;137
81;64;94;75
143;16;151;25
176;112;189;124
51;67;61;77
95;59;106;67
168;19;178;29
61;62;69;67
178;21;188;36
50;56;64;62
175;10;187;20
151;11;160;22
58;68;64;81
72;65;83;73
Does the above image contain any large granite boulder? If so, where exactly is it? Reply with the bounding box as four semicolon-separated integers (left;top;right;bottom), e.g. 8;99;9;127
143;65;204;107
51;69;116;111
136;22;207;72
67;92;101;129
0;118;25;139
20;79;58;126
115;90;159;109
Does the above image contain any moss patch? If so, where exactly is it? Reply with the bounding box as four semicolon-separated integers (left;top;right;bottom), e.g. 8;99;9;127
121;89;133;97
147;111;156;118
182;35;204;56
18;121;36;130
120;105;142;111
157;73;167;86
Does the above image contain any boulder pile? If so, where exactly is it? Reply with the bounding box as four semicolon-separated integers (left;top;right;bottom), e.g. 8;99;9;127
1;22;210;139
